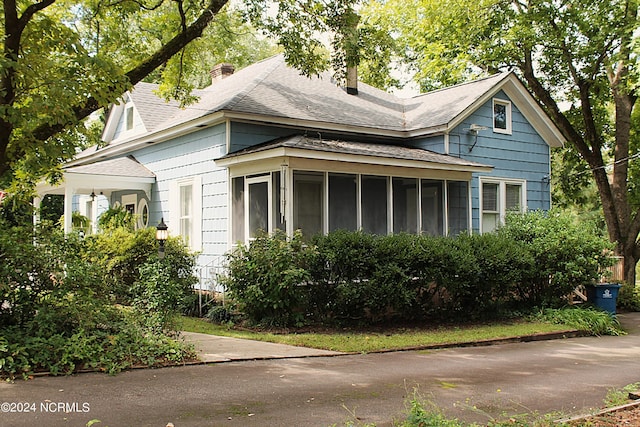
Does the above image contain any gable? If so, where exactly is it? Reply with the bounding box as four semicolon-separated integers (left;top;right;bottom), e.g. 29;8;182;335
446;74;564;148
102;94;146;143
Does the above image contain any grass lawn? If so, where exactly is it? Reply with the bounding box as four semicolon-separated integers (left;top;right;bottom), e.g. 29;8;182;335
176;316;575;353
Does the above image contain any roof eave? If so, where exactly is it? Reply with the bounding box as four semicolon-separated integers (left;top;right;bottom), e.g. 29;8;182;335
68;112;228;166
216;145;493;174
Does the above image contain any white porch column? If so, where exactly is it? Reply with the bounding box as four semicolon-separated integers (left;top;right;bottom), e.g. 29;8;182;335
64;185;74;234
33;195;41;227
91;196;99;234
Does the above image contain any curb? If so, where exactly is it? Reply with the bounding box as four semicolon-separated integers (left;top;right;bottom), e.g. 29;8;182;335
554;397;640;424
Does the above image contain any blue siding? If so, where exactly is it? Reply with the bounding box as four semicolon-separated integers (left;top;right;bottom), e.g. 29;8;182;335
132;123;229;266
452;91;551;232
229;122;294;152
411;135;446;154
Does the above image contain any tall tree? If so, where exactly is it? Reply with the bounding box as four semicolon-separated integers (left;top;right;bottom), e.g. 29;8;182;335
365;0;640;285
0;0;358;190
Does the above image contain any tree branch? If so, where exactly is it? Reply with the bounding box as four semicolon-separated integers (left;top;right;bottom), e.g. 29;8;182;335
28;0;229;145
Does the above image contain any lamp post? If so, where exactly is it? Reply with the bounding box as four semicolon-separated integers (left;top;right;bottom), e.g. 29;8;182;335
156;218;168;259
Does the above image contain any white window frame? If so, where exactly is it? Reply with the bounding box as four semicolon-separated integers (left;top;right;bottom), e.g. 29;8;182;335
492;98;512;135
122;194;137;215
479;177;526;233
137;198;149;229
125;105;134;131
245;175;273;240
169;177;202;251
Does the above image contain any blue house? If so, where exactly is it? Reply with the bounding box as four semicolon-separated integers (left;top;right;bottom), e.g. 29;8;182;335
36;55;565;288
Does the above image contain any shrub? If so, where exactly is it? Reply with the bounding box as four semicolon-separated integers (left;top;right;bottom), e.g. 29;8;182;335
0;216;198;378
222;230;311;327
133;259;197;332
85;226;197;305
497;210;614;307
617;284;640;311
220;211;616;327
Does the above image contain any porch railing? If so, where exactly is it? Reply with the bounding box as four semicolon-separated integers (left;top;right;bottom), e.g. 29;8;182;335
195;255;227;317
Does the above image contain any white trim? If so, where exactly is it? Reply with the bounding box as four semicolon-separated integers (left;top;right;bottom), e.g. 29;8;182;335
492;98;512;135
356;174;362;230
137;198;149;228
479;176;527;233
168;177;202;251
245;175;272;240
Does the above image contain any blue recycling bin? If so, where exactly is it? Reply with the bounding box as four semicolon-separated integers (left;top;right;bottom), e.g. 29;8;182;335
586;283;622;315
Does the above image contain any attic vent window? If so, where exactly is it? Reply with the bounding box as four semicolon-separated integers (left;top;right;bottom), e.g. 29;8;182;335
125;106;134;130
492;99;512;134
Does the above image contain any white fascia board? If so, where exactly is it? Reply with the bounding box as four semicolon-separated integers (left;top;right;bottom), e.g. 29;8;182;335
67;112;228;166
447;74;565;148
101;101;125;142
37;173;155;198
500;78;566;147
216;146;493;173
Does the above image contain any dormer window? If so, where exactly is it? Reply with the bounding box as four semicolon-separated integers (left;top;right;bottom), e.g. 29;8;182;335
125;105;134;131
493;99;512;134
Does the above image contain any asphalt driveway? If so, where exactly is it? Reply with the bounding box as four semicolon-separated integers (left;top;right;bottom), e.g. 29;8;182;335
0;313;639;427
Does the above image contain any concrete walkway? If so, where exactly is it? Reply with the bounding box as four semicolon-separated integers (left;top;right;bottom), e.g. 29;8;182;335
181;331;342;362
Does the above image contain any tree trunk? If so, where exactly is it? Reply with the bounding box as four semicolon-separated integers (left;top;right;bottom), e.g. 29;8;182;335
623;251;636;286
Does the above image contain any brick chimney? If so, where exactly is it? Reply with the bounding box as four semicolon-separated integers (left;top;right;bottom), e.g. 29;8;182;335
210;63;235;83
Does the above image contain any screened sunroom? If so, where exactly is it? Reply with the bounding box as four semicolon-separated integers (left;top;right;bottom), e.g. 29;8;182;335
216;136;492;243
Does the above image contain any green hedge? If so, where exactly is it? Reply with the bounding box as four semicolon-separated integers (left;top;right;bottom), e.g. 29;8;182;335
222;211;616;327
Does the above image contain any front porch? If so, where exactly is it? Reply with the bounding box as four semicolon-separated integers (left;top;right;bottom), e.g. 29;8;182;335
35;156;156;233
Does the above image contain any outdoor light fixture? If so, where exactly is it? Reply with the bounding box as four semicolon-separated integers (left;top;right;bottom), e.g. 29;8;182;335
467;123;488;152
156;217;168;259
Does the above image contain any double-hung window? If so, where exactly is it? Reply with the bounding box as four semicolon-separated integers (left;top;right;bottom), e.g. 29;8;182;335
169;177;202;251
481;178;525;233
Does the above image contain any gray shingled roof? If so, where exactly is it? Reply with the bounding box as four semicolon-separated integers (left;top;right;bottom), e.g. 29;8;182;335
124;55;507;136
404;73;510;130
64;156;155;178
128;82;190;133
157;55;406;132
221;135;490;170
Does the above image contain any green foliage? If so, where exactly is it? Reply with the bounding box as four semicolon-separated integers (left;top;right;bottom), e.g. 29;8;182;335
604;382;640;407
617;284;640;311
223;230;311;326
206;304;236;324
0;317;197;378
396;396;463;427
533;307;625;336
85;225;197;306
133;261;197;332
222;212;615;327
97;206;137;231
497;211;614;307
0;217;197;378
